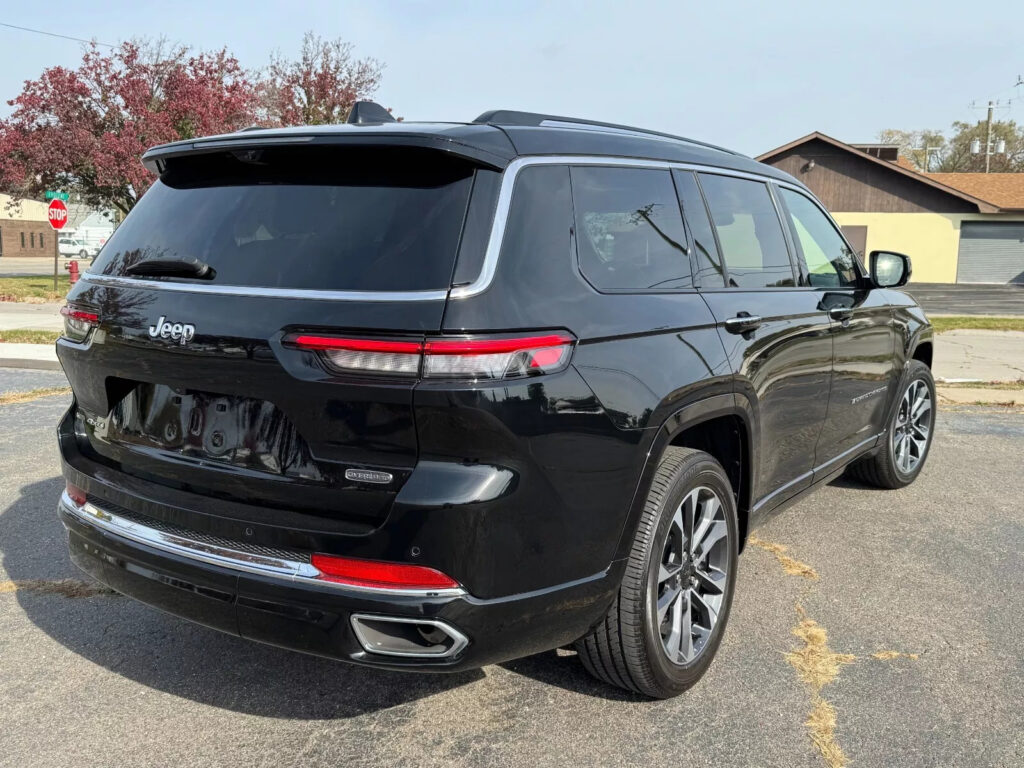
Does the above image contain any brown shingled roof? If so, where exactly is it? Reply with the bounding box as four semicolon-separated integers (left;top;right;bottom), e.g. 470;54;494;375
924;173;1024;210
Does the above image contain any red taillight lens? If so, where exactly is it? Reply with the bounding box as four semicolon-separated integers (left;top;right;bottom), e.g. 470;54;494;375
287;331;576;380
310;553;460;590
423;333;574;379
291;336;423;377
60;305;99;342
65;481;87;507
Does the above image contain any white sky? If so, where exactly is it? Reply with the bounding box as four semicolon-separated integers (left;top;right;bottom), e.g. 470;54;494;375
1;0;1022;156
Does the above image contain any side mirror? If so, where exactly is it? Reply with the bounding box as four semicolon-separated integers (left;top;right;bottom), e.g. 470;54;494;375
869;251;912;288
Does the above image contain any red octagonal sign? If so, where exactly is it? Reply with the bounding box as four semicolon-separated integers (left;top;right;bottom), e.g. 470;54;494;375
48;198;68;230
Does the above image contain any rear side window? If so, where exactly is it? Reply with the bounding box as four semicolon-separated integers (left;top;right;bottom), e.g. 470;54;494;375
571;166;691;291
93;147;475;292
698;174;795;289
778;188;859;287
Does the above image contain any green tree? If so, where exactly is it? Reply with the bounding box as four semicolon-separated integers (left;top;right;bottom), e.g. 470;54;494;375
879;120;1024;172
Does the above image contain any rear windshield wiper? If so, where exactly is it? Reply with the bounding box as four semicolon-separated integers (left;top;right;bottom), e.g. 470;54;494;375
125;256;215;279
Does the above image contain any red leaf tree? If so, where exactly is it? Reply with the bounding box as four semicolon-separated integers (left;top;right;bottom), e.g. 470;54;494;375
262;32;384;126
0;39;260;215
0;34;385;214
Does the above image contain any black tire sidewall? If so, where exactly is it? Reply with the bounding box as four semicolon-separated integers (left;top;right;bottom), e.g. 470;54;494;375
642;457;738;695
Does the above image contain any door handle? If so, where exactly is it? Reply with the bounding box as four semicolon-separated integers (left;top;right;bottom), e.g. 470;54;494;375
828;307;854;325
724;313;763;334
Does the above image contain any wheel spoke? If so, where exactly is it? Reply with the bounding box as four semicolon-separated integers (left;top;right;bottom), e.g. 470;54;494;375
690;494;718;556
910;435;927;458
665;590;690;662
658;561;682;585
678;591;693;662
911;396;931;422
691;588;719;628
657;582;682;623
682;488;697;550
694;564;726;596
694;520;727;563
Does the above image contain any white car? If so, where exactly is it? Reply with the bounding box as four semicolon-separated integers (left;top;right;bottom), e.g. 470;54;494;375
58;237;97;259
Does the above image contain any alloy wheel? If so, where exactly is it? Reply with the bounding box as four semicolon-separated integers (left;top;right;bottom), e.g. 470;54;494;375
892;379;932;474
656;486;729;665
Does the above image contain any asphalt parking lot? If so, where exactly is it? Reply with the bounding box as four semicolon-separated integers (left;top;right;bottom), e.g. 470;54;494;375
1;369;1021;768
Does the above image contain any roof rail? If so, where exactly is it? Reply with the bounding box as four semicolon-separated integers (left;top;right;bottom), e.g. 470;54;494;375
473;110;744;157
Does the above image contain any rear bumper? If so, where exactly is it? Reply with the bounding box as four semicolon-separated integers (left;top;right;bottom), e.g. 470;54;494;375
58;492;617;671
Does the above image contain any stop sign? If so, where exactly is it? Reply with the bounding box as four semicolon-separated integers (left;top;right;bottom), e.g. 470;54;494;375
47;199;68;230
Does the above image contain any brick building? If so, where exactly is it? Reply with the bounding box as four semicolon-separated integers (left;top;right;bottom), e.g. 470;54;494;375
0;194;59;259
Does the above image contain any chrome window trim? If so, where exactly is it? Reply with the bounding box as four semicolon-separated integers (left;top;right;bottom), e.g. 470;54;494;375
58;491;467;598
79;273;449;303
449;155;806;300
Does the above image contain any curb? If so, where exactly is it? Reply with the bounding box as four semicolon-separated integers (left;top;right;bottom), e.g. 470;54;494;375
0;357;62;372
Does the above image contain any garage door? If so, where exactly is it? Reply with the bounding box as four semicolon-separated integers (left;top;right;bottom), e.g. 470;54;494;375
957;222;1024;284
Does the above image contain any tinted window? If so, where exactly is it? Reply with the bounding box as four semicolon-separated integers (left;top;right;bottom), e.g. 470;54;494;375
572;166;691;291
779;188;858;287
92;147;475;292
698;174;794;289
674;170;725;287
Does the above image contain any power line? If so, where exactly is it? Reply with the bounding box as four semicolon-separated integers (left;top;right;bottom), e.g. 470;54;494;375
0;21;115;49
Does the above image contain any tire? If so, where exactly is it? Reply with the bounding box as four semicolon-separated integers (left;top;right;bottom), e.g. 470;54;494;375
78;249;89;258
575;447;738;698
846;360;935;489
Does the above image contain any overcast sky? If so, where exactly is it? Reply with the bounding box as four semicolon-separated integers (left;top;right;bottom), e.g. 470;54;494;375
1;1;1021;156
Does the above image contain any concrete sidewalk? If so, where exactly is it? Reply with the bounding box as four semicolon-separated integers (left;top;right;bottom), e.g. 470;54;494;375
932;330;1024;382
0;343;59;371
0;301;64;331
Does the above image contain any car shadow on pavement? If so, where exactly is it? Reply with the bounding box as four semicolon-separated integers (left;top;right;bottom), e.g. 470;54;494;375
1;476;485;719
498;651;645;702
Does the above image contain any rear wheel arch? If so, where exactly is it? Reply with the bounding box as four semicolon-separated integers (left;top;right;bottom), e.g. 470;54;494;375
614;395;755;561
911;340;933;369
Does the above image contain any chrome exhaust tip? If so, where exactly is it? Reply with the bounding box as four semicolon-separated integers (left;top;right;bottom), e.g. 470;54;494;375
350;614;469;659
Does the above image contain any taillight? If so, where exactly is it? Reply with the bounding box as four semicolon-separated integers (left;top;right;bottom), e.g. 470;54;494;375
310;553;460;591
291;336;422;377
60;305;99;342
288;332;575;380
423;333;574;379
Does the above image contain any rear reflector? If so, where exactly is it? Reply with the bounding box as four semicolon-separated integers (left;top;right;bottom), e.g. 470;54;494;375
65;481;87;507
288;332;575;380
310;553;460;591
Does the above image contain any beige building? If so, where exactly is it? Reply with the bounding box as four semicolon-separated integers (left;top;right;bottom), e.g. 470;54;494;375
0;194;59;259
757;133;1024;284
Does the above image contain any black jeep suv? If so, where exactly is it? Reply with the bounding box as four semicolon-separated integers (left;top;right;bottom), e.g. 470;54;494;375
56;105;935;698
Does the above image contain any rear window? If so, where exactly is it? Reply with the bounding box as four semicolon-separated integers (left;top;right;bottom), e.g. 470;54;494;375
93;147;476;292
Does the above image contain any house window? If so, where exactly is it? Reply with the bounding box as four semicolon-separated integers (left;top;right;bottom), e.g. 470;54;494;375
21;232;26;248
30;232;35;248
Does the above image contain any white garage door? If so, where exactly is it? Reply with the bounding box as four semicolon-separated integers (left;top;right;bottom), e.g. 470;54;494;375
957;222;1024;284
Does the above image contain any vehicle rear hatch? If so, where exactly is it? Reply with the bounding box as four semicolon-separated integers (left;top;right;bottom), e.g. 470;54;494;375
58;141;496;529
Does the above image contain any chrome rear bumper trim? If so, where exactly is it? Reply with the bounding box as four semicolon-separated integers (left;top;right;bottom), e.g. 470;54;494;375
58;491;466;598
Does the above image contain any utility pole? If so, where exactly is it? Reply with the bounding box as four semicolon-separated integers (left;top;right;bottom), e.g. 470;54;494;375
969;98;1008;172
984;101;994;173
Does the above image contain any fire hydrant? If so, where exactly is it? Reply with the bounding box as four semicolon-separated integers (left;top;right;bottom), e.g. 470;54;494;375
65;259;81;285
